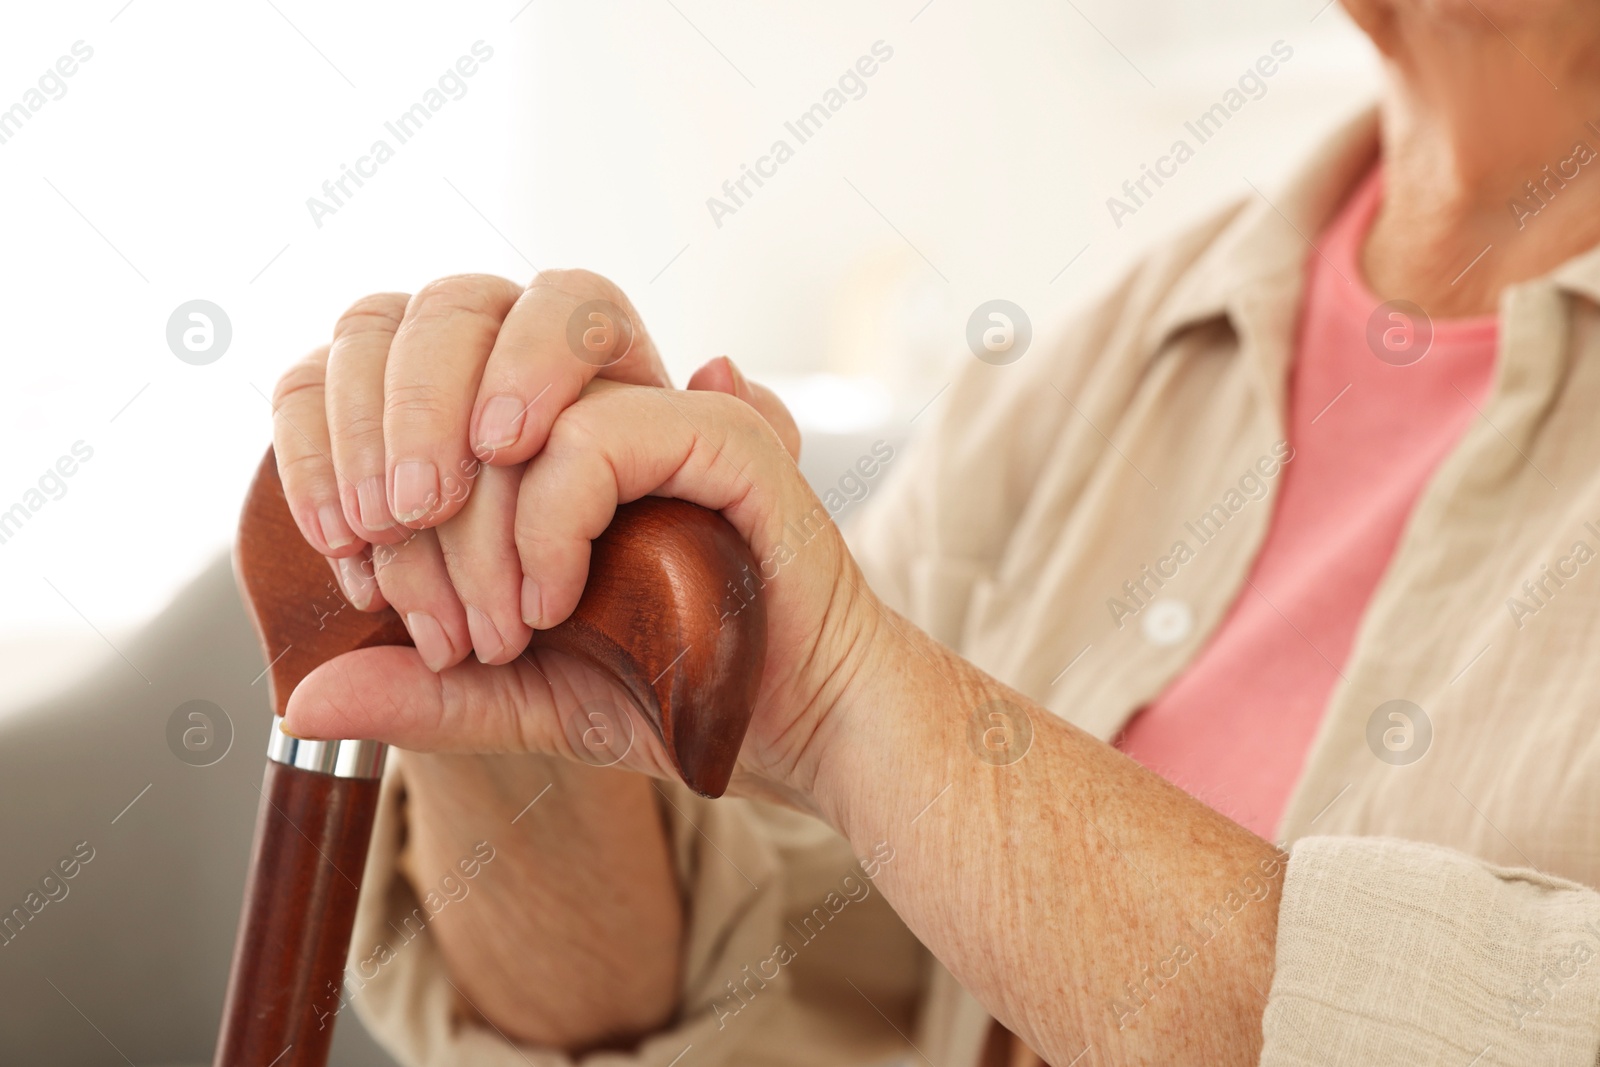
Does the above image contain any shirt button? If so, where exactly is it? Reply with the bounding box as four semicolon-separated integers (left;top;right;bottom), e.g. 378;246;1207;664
1142;598;1193;647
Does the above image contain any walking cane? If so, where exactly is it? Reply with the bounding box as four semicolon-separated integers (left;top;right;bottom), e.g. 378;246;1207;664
212;448;766;1066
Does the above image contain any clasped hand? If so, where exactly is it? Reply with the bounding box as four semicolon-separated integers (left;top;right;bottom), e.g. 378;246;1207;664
273;269;882;810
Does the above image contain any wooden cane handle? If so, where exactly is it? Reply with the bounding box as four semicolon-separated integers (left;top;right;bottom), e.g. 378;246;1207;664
235;447;767;794
214;448;766;1066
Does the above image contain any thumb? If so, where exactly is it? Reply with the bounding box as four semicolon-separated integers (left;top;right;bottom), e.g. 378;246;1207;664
687;356;802;460
283;645;666;775
283;645;553;754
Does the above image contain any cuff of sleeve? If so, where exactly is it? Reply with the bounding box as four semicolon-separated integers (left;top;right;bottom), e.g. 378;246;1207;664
1261;835;1600;1067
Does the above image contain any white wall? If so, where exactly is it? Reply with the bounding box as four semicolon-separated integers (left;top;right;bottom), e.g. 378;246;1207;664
0;0;1379;709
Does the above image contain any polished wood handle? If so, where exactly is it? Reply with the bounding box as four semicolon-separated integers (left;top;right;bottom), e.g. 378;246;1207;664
214;448;766;1066
234;448;767;794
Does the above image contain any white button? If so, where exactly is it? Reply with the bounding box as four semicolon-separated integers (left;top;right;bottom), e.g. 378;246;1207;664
1142;598;1193;647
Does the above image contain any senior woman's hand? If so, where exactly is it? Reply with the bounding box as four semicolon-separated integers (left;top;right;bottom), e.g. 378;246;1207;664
271;269;865;799
287;365;875;800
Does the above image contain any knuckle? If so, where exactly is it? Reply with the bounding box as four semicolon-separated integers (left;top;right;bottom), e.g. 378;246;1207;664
408;274;516;323
512;513;560;561
545;406;603;456
370;535;429;581
700;387;760;432
531;270;654;374
718;387;759;422
537;267;611;295
335;409;385;443
697;389;772;460
333;293;409;340
384;381;452;427
276;447;330;489
531;267;621;303
271;349;328;410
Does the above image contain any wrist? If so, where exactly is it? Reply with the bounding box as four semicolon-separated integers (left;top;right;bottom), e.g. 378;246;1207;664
801;590;969;845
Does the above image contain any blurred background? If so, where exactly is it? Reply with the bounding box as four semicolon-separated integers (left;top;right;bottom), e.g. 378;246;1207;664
0;0;1377;709
0;1;1377;1062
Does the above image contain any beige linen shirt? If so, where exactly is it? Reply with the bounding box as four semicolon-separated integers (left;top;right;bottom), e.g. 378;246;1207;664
347;107;1600;1066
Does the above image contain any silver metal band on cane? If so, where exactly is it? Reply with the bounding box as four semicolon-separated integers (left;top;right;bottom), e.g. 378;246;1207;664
266;717;387;779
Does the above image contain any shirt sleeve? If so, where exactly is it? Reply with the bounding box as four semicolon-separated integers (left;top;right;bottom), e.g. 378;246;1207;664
1261;835;1600;1067
344;752;929;1066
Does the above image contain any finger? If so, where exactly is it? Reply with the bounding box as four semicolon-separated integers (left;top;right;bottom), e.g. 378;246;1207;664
384;274;523;528
326;293;410;544
370;527;471;672
324;546;388;614
285;645;676;785
470;269;671;467
435;462;532;664
286;646;538;752
272;345;362;557
686;355;802;460
516;384;810;628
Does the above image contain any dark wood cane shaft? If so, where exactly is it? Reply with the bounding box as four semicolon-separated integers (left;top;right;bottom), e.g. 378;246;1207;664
214;449;766;1066
213;764;380;1066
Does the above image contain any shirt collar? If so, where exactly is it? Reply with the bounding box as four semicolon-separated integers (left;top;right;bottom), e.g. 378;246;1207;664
1548;239;1600;310
1146;101;1600;352
1144;104;1382;354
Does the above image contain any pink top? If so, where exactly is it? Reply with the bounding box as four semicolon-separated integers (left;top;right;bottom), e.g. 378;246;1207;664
1113;168;1500;840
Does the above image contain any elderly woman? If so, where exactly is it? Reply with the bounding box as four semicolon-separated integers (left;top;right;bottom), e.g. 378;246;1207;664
269;0;1600;1063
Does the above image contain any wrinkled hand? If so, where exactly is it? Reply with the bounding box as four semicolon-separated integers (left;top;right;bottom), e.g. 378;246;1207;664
272;270;878;804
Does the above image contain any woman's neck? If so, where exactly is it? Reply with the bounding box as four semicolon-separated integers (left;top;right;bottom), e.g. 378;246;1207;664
1362;17;1600;317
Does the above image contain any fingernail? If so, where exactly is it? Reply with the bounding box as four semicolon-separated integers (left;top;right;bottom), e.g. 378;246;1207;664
406;611;454;672
521;576;543;629
476;395;526;453
464;604;506;663
392;460;440;524
336;556;376;610
357;477;395;532
317;503;356;551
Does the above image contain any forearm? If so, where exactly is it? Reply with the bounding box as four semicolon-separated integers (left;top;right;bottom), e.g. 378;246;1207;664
812;605;1282;1066
400;750;683;1049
